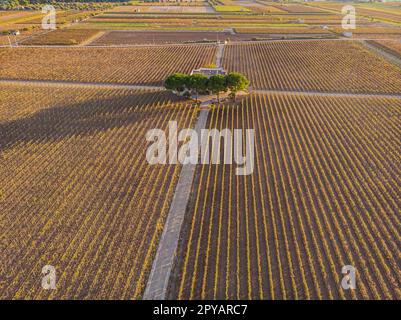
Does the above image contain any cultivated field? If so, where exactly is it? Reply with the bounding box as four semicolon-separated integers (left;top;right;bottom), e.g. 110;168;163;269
0;83;198;299
234;27;332;34
91;31;237;45
268;3;330;13
110;4;214;14
1;0;400;302
372;40;401;57
21;29;101;45
170;93;401;300
332;26;401;38
223;40;401;93
307;1;401;23
0;45;217;86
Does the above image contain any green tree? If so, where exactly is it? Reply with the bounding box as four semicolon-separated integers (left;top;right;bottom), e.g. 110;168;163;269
188;73;208;102
207;74;227;104
164;73;189;93
226;72;250;101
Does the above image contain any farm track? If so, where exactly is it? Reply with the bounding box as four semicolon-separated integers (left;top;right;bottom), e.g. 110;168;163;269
1;80;399;99
170;93;401;300
144;108;210;300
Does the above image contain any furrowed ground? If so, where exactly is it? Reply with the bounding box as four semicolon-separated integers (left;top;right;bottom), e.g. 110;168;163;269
223;40;401;94
90;31;251;45
0;45;217;86
21;29;102;46
372;40;401;58
0;84;198;299
170;93;401;300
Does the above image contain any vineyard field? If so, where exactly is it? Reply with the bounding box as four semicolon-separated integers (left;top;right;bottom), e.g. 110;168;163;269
223;40;401;93
21;29;101;45
91;31;242;45
234;27;332;34
0;45;217;86
0;84;198;299
170;93;401;300
372;40;401;58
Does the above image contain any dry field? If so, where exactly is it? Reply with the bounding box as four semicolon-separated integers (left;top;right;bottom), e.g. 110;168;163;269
170;93;401;300
127;5;215;14
281;14;369;26
0;29;39;45
372;40;401;57
110;4;212;14
0;45;217;86
270;3;330;14
0;83;198;299
91;31;236;45
13;10;98;26
354;7;401;24
85;16;300;29
223;40;401;93
0;10;43;25
307;2;401;23
248;5;286;14
21;29;101;45
234;27;332;34
333;27;401;35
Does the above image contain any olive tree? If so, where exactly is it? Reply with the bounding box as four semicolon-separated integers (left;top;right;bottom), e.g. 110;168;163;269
207;74;228;104
226;72;250;101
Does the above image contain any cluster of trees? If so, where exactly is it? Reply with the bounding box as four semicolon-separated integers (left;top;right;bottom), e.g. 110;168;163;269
1;0;128;10
165;72;249;103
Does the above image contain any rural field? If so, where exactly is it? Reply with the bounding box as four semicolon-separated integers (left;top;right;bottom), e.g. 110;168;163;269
0;45;217;85
0;84;198;299
0;0;400;302
169;93;401;300
222;40;401;93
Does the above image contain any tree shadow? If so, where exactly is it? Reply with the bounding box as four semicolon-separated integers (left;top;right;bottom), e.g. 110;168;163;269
0;90;184;152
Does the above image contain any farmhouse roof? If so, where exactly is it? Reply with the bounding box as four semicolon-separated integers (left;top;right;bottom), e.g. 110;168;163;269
191;67;227;77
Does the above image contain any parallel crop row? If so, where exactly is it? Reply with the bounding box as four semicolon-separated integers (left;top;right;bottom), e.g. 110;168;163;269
0;45;217;86
171;93;401;300
0;84;198;299
223;40;401;94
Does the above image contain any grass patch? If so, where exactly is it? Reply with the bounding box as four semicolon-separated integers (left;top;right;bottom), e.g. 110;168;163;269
213;5;251;12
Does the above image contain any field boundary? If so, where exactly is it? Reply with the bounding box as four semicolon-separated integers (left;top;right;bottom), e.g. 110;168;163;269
81;31;108;46
216;42;225;67
3;37;401;49
360;40;401;69
143;108;209;300
2;80;400;99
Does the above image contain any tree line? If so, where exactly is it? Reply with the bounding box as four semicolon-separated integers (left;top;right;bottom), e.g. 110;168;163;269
164;72;250;103
1;0;128;10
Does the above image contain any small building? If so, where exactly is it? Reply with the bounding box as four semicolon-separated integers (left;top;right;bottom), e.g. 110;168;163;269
9;30;20;36
191;67;226;78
